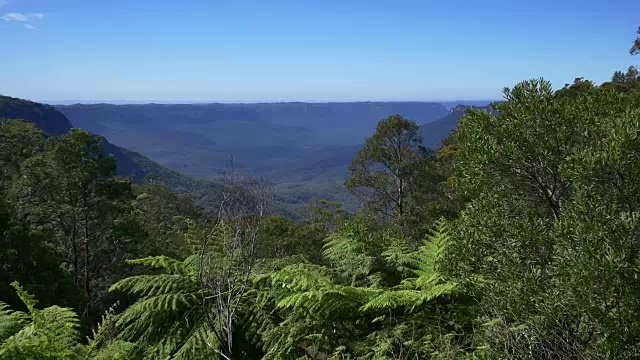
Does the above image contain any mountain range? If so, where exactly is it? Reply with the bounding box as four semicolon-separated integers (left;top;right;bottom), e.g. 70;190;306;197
55;102;450;176
0;96;224;210
1;95;492;217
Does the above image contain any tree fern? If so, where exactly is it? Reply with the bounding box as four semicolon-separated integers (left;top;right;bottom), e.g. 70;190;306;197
81;303;137;360
362;219;458;312
248;219;463;359
322;220;399;287
109;255;218;359
0;282;82;359
0;282;141;359
0;302;28;343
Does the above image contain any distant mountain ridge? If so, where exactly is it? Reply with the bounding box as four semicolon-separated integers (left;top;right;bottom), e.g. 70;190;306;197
56;102;449;176
1;96;495;217
439;100;495;110
1;95;149;181
241;102;448;140
0;95;223;208
57;101;448;142
54;101;454;215
1;95;74;136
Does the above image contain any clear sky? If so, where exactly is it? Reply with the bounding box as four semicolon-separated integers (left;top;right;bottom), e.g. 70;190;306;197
1;0;638;102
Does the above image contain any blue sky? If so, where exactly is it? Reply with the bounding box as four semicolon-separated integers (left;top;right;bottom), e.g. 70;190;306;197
1;0;638;102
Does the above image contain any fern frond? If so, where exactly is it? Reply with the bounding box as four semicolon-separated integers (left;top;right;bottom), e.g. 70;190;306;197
116;292;199;331
172;321;218;360
0;305;81;359
110;254;221;358
0;302;28;342
88;340;138;360
109;274;197;296
269;264;333;292
276;286;380;316
125;255;193;276
361;283;457;312
10;281;37;316
382;236;417;274
323;228;375;282
39;305;81;344
414;218;451;278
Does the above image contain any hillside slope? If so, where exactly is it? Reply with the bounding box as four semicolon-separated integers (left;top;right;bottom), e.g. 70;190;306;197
1;95;149;181
54;101;475;215
0;95;222;206
247;102;448;139
6;98;482;216
56;102;447;177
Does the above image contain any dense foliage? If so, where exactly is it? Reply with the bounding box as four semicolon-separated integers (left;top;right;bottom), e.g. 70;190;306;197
2;28;640;360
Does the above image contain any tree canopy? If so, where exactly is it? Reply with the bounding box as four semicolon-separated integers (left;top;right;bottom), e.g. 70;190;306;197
3;24;640;360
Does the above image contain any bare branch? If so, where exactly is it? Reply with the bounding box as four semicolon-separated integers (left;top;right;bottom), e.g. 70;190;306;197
197;157;274;357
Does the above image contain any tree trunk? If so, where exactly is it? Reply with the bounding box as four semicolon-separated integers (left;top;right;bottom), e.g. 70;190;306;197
82;193;91;315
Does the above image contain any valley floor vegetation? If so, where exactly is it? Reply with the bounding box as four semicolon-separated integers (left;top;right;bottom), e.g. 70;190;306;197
2;28;640;360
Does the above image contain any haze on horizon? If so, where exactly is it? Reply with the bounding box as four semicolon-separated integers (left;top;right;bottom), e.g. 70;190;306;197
1;0;638;103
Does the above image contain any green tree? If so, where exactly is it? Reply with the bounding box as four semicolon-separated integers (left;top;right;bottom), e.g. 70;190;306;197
0;119;46;189
0;282;136;359
0;119;81;310
625;66;639;82
345;115;424;224
603;67;640;93
557;77;597;98
446;79;640;358
133;184;204;259
404;142;463;237
256;216;326;264
109;256;218;359
8;129;143;321
248;220;464;359
305;198;347;234
612;70;626;83
0;199;82;313
453;79;579;221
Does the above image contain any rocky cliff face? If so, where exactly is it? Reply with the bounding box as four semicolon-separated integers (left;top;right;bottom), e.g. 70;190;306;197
0;96;73;136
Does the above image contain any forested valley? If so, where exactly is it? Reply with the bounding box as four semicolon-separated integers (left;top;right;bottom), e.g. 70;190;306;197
1;28;640;360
